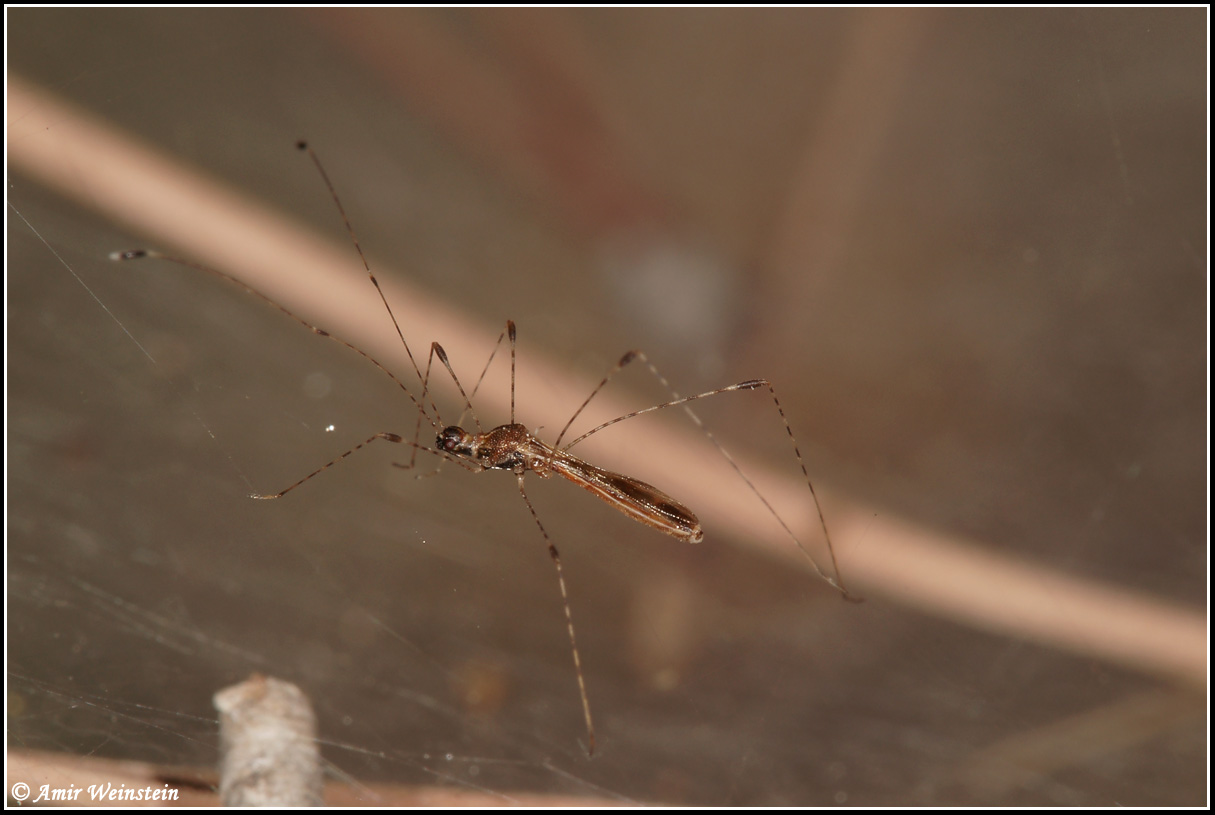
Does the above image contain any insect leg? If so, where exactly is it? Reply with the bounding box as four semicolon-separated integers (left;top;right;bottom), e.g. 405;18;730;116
516;476;597;757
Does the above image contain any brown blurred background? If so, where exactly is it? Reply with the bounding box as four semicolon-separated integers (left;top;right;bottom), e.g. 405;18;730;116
7;8;1206;805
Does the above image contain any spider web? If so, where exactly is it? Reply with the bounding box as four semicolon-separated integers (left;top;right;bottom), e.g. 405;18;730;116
8;8;1207;806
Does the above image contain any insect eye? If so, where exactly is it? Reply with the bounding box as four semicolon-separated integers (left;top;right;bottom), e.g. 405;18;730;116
438;427;464;452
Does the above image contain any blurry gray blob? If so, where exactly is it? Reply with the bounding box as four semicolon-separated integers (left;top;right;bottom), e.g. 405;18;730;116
215;675;323;807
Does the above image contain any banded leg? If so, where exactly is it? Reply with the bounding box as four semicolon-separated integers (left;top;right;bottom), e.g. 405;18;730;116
516;476;596;757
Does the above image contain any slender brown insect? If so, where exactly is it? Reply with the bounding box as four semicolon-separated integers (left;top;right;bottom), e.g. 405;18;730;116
112;141;856;756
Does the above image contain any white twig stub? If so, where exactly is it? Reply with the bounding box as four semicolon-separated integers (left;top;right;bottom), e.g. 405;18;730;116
214;674;323;807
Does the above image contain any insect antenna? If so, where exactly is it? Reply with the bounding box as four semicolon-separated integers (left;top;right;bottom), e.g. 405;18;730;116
108;248;431;428
295;141;444;431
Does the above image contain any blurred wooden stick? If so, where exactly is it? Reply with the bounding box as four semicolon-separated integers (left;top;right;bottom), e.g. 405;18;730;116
8;75;1204;690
